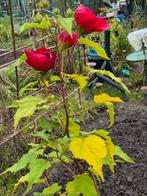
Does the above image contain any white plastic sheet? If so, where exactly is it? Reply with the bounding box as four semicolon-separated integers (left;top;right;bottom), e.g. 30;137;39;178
128;29;147;51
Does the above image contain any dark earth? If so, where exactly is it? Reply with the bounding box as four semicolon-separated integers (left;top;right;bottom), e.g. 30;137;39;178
0;50;23;66
85;102;147;196
48;102;147;196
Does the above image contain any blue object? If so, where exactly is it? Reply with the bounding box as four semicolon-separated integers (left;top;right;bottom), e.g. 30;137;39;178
115;15;125;22
88;48;98;57
122;69;130;76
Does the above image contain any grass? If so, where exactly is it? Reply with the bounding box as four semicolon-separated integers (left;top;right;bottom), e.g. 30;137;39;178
0;36;34;50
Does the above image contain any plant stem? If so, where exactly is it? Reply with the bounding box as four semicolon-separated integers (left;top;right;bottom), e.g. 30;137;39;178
57;153;76;176
89;171;100;196
74;158;83;174
59;52;70;138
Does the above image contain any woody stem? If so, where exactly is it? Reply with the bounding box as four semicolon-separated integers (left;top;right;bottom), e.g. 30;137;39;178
59;53;70;138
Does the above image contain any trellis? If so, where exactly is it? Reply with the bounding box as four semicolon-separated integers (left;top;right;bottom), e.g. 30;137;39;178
0;0;84;146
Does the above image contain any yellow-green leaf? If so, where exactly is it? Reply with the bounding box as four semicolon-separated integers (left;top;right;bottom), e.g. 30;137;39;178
10;95;47;128
2;148;44;174
20;15;51;33
94;129;111;140
13;174;28;193
34;183;61;196
50;75;60;82
94;93;123;104
40;15;51;29
63;118;81;137
70;135;107;180
67;74;89;90
20;81;38;95
86;68;130;93
66;174;98;196
57;17;74;35
104;140;115;173
106;102;115;127
114;146;135;163
26;159;51;193
80;37;109;60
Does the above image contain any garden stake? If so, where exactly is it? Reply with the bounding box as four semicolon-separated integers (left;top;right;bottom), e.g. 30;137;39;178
77;88;82;109
78;46;83;73
83;44;87;66
8;0;19;99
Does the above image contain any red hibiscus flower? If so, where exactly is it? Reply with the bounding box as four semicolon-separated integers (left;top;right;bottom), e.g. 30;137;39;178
58;31;79;49
74;4;109;34
25;48;57;72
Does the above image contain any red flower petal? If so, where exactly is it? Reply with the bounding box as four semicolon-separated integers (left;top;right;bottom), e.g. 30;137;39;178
25;49;35;57
26;54;52;71
83;17;109;33
25;47;57;72
34;48;51;54
74;4;109;33
74;4;96;27
58;31;79;48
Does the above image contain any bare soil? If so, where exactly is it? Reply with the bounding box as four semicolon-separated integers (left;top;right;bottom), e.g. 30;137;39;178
82;102;147;196
48;102;147;196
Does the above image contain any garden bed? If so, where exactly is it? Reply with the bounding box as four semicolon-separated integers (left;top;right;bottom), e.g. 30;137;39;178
44;102;147;196
85;102;147;196
0;50;23;66
91;103;147;196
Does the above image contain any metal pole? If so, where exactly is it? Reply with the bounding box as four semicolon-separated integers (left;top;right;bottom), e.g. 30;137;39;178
64;0;67;12
8;0;19;99
104;30;111;58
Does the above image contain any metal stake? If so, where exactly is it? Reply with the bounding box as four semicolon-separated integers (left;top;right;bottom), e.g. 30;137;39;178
8;0;19;99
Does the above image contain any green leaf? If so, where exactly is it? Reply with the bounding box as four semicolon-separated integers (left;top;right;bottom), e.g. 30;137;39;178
20;22;41;33
48;136;70;154
66;174;98;196
58;17;74;35
2;148;43;174
68;118;81;137
106;102;115;127
10;95;47;128
39;118;51;130
20;15;51;33
80;37;109;60
34;183;61;196
19;53;27;65
20;81;38;95
26;159;51;193
67;74;89;90
94;129;110;140
114;146;134;163
35;130;49;142
50;75;60;82
86;68;130;93
39;15;51;29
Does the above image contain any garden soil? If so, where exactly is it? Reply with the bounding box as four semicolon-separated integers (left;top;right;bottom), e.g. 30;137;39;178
48;101;147;196
82;102;147;196
0;50;23;66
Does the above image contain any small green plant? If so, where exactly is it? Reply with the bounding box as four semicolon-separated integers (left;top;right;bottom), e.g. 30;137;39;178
0;15;12;41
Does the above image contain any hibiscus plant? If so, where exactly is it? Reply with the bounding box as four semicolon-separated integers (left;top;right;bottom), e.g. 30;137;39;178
2;4;134;195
